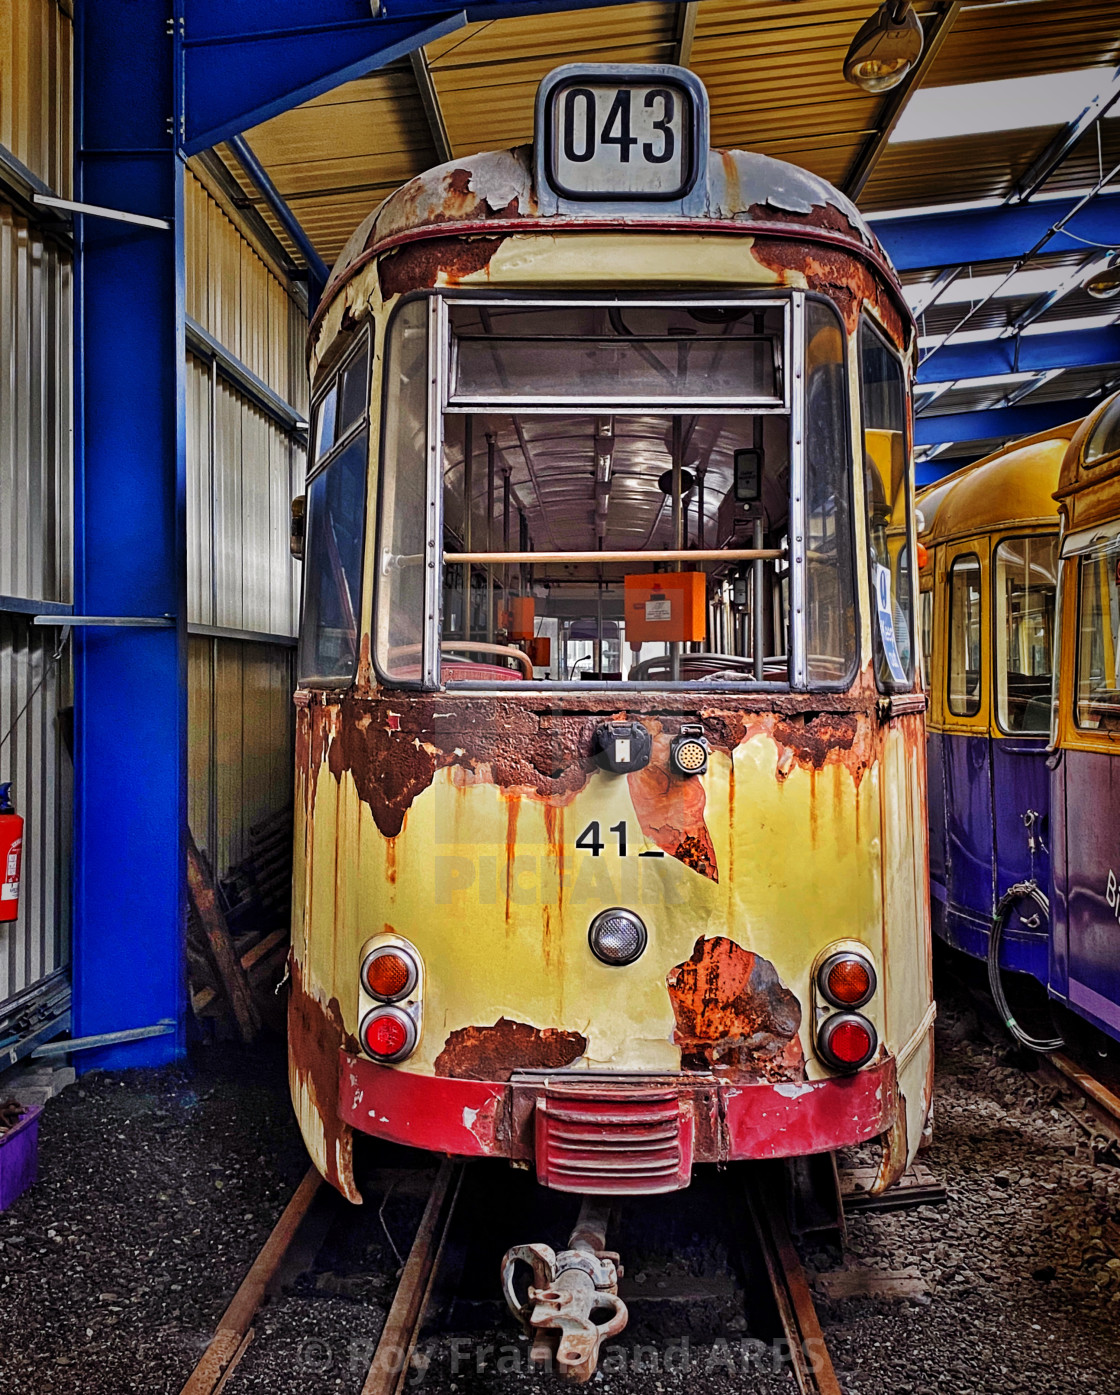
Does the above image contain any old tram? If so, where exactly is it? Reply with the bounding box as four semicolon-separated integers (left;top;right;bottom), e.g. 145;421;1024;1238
289;63;933;1366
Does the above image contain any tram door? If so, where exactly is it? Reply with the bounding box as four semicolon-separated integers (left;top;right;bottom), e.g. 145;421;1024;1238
988;534;1058;982
1054;538;1120;1040
939;541;994;945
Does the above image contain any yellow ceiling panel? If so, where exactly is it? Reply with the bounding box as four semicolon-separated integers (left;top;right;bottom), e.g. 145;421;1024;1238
233;0;1116;268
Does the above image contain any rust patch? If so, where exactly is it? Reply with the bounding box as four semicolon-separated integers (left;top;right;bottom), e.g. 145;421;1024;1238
747;198;865;245
667;936;805;1080
872;1097;909;1194
315;683;886;840
288;958;361;1202
627;725;718;881
434;1017;587;1081
378;235;507;298
749;236;906;347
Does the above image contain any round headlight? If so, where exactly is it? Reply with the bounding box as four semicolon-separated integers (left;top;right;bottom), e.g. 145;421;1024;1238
588;908;648;966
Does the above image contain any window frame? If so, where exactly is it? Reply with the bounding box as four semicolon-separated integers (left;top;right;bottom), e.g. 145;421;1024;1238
296;327;372;691
1073;542;1120;732
371;294;443;691
857;314;916;695
946;550;984;720
372;287;867;694
991;530;1059;737
799;292;861;693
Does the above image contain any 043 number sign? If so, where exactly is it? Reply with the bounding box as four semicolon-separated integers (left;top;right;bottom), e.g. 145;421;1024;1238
547;80;695;201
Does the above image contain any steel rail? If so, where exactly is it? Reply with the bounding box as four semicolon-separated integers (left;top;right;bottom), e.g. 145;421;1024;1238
361;1160;466;1395
1048;1054;1120;1132
179;1166;323;1395
745;1171;843;1395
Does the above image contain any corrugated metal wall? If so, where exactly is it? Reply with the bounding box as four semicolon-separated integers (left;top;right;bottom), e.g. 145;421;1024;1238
184;167;308;877
0;0;73;1021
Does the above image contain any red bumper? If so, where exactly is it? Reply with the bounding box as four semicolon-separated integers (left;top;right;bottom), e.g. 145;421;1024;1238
339;1052;897;1192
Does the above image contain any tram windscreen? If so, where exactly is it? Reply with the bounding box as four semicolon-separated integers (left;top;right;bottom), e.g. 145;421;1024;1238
373;294;865;689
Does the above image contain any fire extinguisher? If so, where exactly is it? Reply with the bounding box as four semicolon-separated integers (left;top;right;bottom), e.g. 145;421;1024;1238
0;783;23;923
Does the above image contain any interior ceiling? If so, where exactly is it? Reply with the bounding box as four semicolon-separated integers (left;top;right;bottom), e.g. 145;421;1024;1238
208;0;1120;464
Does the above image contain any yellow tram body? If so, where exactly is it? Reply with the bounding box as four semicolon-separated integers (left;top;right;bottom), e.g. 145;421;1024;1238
289;65;933;1204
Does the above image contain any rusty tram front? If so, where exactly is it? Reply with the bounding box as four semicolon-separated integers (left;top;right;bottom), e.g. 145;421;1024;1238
290;65;933;1215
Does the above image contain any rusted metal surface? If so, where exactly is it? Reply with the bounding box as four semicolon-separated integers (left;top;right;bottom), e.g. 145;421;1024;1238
871;1100;910;1195
627;725;718;880
288;958;361;1202
305;680;886;839
342;1050;898;1166
378;234;508;299
361;1160;464;1395
179;1167;323;1395
501;1199;627;1384
309;144;913;351
667;936;805;1079
744;1168;843;1395
434;1017;587;1081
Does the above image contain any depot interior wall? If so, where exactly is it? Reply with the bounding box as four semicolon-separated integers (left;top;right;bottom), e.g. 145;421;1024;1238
184;166;308;878
0;0;73;1017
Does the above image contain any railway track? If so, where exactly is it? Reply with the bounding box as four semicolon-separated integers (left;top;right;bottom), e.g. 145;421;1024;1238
179;1158;844;1395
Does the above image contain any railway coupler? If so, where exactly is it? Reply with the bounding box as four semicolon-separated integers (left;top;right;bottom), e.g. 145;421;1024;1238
500;1201;628;1383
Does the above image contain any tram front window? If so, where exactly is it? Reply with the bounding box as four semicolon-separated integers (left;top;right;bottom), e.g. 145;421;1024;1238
375;294;866;690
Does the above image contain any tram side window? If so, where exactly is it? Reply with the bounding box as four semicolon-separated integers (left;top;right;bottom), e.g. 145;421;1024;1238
375;300;429;683
297;339;370;688
994;535;1057;733
1076;544;1120;729
804;299;857;686
919;587;932;693
859;318;913;692
947;554;982;718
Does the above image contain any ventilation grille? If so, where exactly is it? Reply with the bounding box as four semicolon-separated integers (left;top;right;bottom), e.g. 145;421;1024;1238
534;1085;692;1194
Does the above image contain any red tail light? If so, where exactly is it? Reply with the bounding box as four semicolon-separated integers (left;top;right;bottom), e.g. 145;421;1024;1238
817;1012;876;1071
360;1007;417;1063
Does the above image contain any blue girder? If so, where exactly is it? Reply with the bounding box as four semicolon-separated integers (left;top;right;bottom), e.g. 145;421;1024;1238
917;325;1120;383
874;191;1120;273
915;398;1093;448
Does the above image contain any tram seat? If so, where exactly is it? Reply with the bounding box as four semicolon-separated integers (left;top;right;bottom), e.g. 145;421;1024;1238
629;653;787;682
442;661;524;681
392;662;526;682
1003;672;1052;732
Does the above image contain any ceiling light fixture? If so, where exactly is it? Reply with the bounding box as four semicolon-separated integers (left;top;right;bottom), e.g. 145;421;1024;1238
1085;255;1120;300
844;1;924;94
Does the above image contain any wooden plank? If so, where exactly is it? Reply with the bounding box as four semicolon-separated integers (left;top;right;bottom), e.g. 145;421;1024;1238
186;827;261;1044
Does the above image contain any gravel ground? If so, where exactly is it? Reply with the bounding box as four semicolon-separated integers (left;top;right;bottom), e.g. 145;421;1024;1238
3;977;1120;1394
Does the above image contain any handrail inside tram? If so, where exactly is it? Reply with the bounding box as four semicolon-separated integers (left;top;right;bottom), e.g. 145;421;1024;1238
444;547;784;566
387;641;535;678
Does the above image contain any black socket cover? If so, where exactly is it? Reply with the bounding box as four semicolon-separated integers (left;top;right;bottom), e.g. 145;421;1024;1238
591;721;652;774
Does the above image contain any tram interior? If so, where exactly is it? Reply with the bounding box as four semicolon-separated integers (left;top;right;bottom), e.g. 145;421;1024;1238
439;302;790;684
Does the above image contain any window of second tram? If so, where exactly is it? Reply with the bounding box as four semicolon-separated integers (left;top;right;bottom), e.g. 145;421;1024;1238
373;293;860;691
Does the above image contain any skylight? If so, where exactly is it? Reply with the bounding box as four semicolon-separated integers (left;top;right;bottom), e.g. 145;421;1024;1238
891;66;1116;144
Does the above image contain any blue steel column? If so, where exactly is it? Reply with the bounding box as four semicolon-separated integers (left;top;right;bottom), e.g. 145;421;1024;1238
72;0;186;1067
